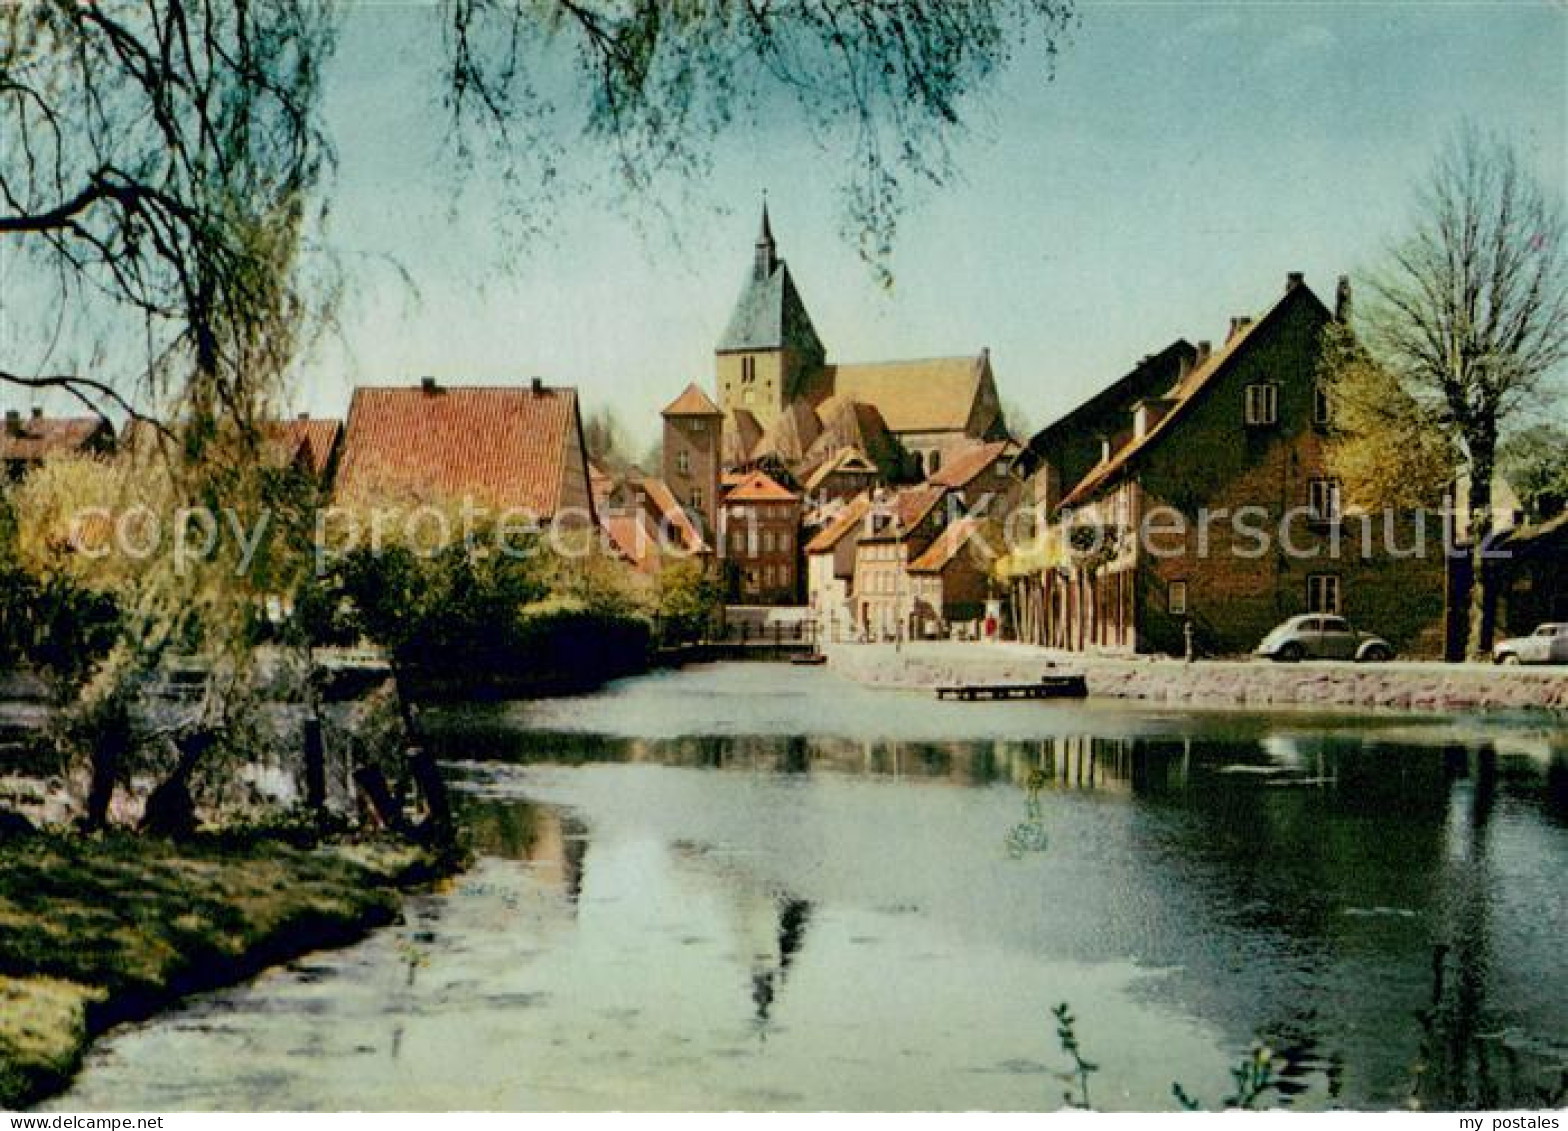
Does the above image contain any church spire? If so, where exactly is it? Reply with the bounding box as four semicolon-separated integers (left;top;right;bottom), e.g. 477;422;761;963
755;196;776;281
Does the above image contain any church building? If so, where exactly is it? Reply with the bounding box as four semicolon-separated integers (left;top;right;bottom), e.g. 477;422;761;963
715;206;1011;483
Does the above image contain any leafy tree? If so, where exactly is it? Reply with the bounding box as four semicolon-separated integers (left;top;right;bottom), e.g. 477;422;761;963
1318;321;1454;510
654;558;723;644
1499;422;1568;522
1356;125;1568;659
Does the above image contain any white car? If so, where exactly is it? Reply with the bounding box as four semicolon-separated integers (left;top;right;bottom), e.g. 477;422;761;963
1492;623;1568;665
1254;614;1395;663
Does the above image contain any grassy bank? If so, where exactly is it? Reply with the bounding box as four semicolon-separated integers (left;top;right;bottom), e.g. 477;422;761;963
0;831;442;1110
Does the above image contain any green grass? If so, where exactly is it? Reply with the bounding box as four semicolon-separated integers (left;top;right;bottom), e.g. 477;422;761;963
0;831;433;1109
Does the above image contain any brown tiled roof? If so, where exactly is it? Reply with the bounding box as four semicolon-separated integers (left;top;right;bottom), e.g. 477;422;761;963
662;382;723;417
909;517;990;574
929;439;1013;489
803;447;878;491
723;409;763;466
588;461;616;508
334;383;588;515
638;476;707;553
723;468;798;503
1;416;111;463
825;355;985;434
804;494;872;554
1058;283;1324;511
753;400;823;464
601;511;662;573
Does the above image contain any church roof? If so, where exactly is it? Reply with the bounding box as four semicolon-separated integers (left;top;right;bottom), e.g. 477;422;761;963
825;354;991;434
723;408;764;466
662;382;722;417
717;258;825;357
752;400;823;465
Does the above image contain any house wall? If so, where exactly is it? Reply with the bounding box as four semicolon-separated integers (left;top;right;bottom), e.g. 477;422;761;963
854;540;912;641
1127;292;1446;657
721;498;801;604
663;413;721;536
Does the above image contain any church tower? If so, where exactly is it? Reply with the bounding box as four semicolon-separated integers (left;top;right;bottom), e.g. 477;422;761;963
714;203;827;431
661;382;724;539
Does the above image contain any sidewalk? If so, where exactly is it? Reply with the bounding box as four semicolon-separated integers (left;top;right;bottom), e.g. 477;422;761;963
822;641;1568;712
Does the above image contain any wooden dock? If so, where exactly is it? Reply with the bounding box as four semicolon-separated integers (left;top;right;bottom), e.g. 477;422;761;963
935;675;1088;701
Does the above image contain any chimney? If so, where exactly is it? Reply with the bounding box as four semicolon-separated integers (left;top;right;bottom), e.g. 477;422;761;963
1286;270;1304;293
1196;340;1212;364
4;410;19;436
530;376;545;395
420;376;439;394
1227;316;1253;343
31;406;44;422
1099;434;1112;463
1335;275;1353;323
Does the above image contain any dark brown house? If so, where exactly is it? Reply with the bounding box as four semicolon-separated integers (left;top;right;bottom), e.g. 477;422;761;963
1019;273;1448;658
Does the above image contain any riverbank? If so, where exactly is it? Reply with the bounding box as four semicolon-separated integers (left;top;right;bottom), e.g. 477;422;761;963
0;832;444;1110
823;642;1568;712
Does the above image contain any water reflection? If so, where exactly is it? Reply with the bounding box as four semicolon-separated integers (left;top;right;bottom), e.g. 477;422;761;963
49;666;1568;1111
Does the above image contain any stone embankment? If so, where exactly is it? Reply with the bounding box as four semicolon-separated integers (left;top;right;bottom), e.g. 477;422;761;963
822;642;1568;713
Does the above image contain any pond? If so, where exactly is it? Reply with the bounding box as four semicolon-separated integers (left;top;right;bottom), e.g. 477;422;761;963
49;663;1568;1111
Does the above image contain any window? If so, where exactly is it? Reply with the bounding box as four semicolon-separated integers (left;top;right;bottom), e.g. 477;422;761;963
1244;383;1278;426
929;450;942;474
761;531;774;554
1322;616;1351;634
1307;574;1341;614
1313;384;1331;426
691;419;706;433
689;488;703;510
741;356;756;384
1167;580;1188;616
1308;477;1342;521
779;531;790;553
676;450;690;475
743;387;755;406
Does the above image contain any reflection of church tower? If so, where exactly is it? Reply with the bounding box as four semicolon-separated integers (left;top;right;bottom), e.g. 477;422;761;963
715;202;827;431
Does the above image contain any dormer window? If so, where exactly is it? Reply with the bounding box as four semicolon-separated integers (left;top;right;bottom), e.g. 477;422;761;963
1244;383;1278;426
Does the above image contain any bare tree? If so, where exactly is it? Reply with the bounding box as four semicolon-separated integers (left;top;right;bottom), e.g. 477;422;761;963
1359;124;1568;660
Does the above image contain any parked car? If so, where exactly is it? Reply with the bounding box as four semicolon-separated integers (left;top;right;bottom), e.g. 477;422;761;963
1254;615;1395;663
1491;623;1568;665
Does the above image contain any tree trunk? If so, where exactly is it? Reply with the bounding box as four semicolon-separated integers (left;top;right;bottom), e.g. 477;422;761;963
81;694;134;833
387;658;454;844
141;729;218;839
1466;444;1498;662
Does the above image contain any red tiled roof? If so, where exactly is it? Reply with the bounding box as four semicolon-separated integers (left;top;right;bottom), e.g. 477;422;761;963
804;494;872;554
333;383;588;515
661;382;723;417
723;469;798;503
929;439;1012;489
272;417;341;477
1057;283;1324;511
1;416;111;463
601;511;662;573
639;477;707;554
909;517;990;573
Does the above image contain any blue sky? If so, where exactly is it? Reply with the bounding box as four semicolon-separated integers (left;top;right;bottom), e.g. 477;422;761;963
24;2;1566;448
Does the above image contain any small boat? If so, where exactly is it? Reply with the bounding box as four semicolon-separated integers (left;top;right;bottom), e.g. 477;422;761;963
791;653;829;666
